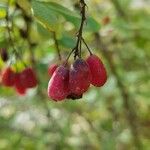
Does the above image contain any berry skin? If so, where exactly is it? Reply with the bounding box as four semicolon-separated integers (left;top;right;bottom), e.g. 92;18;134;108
2;67;15;87
48;64;58;76
0;71;1;84
21;67;37;88
14;73;26;95
69;58;91;96
48;65;69;101
15;85;26;95
86;54;107;87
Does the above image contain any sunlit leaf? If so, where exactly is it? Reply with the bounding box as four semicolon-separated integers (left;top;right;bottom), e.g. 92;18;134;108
31;0;100;32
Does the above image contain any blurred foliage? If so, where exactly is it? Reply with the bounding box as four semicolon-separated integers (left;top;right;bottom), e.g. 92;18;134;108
0;0;150;149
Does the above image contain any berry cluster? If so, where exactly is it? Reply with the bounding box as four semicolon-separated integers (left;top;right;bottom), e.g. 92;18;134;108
1;67;37;95
47;54;107;101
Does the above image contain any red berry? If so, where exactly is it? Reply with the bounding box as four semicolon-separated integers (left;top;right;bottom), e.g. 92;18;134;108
2;67;15;87
15;86;26;95
69;58;91;95
48;65;69;101
21;67;37;88
86;54;107;87
14;73;26;95
0;71;1;84
48;64;58;76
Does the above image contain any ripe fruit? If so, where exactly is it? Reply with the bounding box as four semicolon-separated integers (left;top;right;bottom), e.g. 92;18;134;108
15;85;26;95
2;67;15;87
21;67;37;88
69;58;91;95
48;64;58;76
0;71;1;83
86;54;107;87
48;65;69;101
14;73;26;95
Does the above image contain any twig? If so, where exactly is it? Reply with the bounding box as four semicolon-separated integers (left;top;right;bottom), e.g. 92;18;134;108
81;38;92;55
64;48;76;65
94;32;142;150
75;0;86;57
6;0;19;59
16;2;36;66
65;0;87;61
15;3;53;121
110;0;128;20
52;31;61;61
6;0;27;67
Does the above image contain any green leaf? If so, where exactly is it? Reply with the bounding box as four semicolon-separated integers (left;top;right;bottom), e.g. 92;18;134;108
58;34;76;48
31;0;100;32
0;5;6;19
0;39;8;48
44;1;79;19
36;23;51;38
31;0;59;31
86;17;101;32
48;2;101;31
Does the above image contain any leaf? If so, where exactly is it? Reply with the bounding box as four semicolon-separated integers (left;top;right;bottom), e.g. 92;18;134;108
44;1;79;19
86;17;101;32
31;0;59;31
31;0;100;32
0;5;6;19
46;2;101;31
0;39;8;48
36;22;51;38
58;34;76;48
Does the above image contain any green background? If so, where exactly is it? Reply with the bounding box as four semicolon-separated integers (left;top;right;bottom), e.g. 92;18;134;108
0;0;150;149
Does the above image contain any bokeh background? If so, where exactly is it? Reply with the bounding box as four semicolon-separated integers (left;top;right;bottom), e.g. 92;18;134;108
0;0;150;149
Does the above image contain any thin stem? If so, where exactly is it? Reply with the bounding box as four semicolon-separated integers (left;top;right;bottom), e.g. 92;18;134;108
64;48;76;65
79;39;82;58
75;0;86;56
52;31;61;61
65;0;86;61
81;38;92;55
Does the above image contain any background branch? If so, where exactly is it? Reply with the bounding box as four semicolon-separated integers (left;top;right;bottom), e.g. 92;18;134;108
110;0;128;20
94;32;142;150
52;31;61;61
